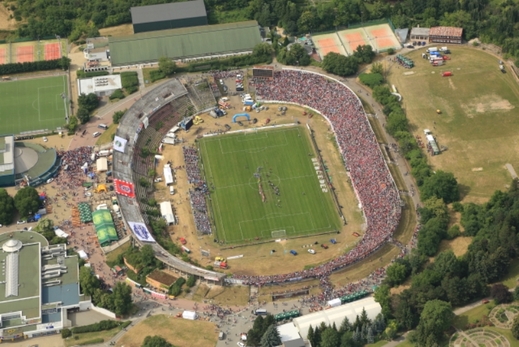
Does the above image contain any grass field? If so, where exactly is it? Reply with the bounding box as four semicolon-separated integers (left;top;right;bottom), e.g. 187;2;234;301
116;314;217;347
0;75;68;134
199;126;341;243
389;47;519;203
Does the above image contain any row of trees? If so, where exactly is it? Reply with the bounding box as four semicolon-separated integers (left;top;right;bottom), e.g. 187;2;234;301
0;187;42;226
307;311;388;347
79;266;133;317
76;92;100;124
0;57;70;74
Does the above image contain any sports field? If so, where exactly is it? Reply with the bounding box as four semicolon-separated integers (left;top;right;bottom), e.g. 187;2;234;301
199;126;341;243
0;75;68;134
389;47;519;202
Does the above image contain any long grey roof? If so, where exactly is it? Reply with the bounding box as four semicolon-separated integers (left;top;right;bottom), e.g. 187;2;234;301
131;0;207;24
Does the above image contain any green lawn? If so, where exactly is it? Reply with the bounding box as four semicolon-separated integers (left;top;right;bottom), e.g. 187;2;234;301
0;75;68;134
452;303;494;329
96;123;117;145
390;47;519;202
199;126;341;243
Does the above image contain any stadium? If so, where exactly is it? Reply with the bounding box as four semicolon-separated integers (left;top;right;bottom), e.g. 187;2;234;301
111;67;402;286
0;135;60;188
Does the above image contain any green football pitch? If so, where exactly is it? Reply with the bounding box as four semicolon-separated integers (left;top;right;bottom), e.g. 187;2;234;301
199;126;341;243
0;75;68;134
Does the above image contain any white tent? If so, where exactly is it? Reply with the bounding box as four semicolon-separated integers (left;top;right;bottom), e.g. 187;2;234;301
293;297;381;338
159;201;175;225
163;165;174;186
78;250;88;260
182;310;197;320
327;298;341;307
96;157;108;172
54;228;69;239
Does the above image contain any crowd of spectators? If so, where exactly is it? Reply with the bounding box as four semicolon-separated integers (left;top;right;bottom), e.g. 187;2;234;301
183;146;212;235
229;70;402;286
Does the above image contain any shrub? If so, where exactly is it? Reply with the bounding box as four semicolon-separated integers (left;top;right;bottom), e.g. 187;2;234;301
452;201;464;212
71;320;120;334
109;89;125;100
387;48;395;55
187;275;196;287
150;70;166;82
79;338;104;345
446;225;461;240
61;328;72;338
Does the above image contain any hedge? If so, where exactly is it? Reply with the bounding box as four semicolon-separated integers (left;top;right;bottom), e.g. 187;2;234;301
0;57;70;75
78;338;104;345
71;320;121;333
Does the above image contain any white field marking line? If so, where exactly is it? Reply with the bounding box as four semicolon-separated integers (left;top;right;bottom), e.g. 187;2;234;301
235;131;269;142
201;141;229;242
37;85;67;121
237;212;330;238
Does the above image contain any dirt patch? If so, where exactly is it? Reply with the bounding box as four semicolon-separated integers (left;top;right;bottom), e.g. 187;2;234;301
99;24;134;37
438;236;473;257
117;314;217;347
390;284;410;295
0;4;17;31
462;94;515;117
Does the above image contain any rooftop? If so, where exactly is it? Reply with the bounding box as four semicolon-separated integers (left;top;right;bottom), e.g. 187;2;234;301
430;26;463;37
78;75;122;95
108;21;262;66
0;136;14;175
131;0;207;24
410;27;430;36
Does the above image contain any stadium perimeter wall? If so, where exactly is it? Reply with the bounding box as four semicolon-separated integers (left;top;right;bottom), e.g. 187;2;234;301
108;21;262;66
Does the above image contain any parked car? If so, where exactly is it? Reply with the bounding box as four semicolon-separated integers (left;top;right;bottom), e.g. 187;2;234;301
321;244;328;249
17;220;26;225
308;249;316;254
290;250;298;256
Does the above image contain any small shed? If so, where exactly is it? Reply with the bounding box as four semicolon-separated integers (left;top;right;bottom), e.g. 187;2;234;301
54;228;69;239
96;157;108;172
182;310;197;320
78;250;88;259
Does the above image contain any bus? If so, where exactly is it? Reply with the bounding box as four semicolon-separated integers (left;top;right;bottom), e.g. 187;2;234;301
255;309;267;315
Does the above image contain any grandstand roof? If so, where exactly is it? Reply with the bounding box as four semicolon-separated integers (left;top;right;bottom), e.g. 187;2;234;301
130;0;207;24
108;21;262;66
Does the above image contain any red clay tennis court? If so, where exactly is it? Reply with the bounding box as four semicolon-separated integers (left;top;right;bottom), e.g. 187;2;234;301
44;43;61;60
312;33;347;59
0;48;6;65
16;45;34;63
365;24;401;51
338;29;369;55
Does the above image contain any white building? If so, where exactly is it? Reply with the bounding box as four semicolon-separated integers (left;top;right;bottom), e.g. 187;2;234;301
159;201;175;225
292;297;381;338
77;75;122;97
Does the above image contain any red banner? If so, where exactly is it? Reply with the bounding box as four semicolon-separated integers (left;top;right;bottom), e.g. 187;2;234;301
114;179;136;198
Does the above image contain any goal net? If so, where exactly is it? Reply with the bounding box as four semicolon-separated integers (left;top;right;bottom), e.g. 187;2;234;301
271;230;286;238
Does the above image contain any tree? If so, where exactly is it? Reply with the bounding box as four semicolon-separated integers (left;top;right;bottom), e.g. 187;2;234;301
252;43;274;61
385;263;410;287
0;189;15;225
277;44;310;66
14;186;40;218
260;324;281;347
320;327;340;347
67;115;78;132
113;110;126;124
112;281;133;316
490;283;513;304
76;107;91;124
307;325;316;346
141;335;172;347
414;300;454;347
322;52;359;77
512;315;519;340
79;266;100;296
339;317;351;333
420;170;460;203
77;93;99;112
374;284;392;318
158;57;177;76
353;44;375;64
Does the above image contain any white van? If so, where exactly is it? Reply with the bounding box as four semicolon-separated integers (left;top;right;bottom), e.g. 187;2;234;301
98;124;108;130
93;132;101;138
169;186;175;195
